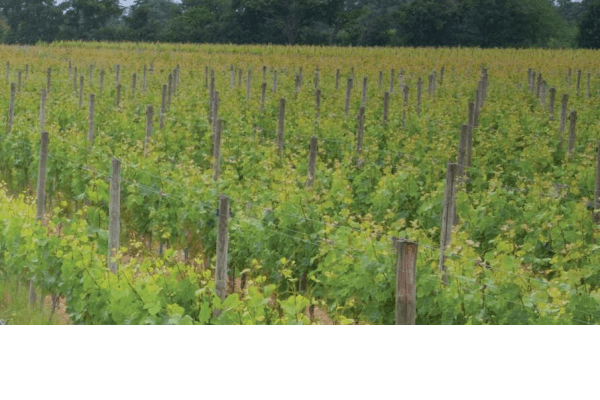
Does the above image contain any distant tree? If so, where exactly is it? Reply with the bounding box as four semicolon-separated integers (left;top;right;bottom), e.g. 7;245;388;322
0;0;63;43
125;0;181;41
61;0;122;40
396;0;460;47
577;0;600;48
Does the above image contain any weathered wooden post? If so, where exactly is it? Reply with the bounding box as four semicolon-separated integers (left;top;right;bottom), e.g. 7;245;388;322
335;69;340;91
568;110;577;158
439;162;457;286
356;106;365;167
79;76;84;110
395;239;418;325
549;87;556;121
46;67;51;94
108;158;121;274
100;68;105;92
345;78;353;117
132;72;137;96
260;82;267;111
213;119;222;182
389;68;395;94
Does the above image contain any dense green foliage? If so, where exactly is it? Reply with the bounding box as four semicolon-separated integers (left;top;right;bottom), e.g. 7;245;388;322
0;0;593;47
577;0;600;48
1;43;600;324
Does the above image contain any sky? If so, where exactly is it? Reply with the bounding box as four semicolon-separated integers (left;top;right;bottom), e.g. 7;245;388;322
56;0;181;9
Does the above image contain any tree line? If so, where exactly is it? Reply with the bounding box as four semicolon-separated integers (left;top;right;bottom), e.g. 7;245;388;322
0;0;599;48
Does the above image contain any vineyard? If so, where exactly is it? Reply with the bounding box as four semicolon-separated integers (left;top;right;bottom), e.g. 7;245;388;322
1;43;600;324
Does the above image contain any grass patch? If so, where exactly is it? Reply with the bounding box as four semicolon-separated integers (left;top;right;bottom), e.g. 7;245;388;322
0;277;68;325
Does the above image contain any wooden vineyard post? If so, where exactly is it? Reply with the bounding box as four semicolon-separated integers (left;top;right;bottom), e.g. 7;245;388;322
108;158;121;274
17;70;21;94
238;68;242;87
88;94;95;144
213;119;222;181
46;68;51;94
39;89;46;132
8;83;15;134
474;86;481;128
428;74;433;97
230;65;235;89
335;69;340;91
306;136;318;188
212;91;220;134
439;162;457;285
143;65;147;93
595;140;600;224
272;70;277;93
549;88;556;121
559;94;568;135
144;105;153;156
356;106;365;167
79;76;84;110
395;239;418;325
383;91;389;125
263;65;267;83
314;69;319;90
315;88;321;120
160;84;167;129
390;68;395;93
576;69;581;96
100;68;105;92
378;71;383;89
260;82;267;111
568;68;572;87
456;124;469;182
568;110;577;158
116;84;122;108
36;131;49;222
209;73;215;125
278;98;286;156
205;66;208;89
214;195;230;316
345;78;353;117
454;125;469;224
